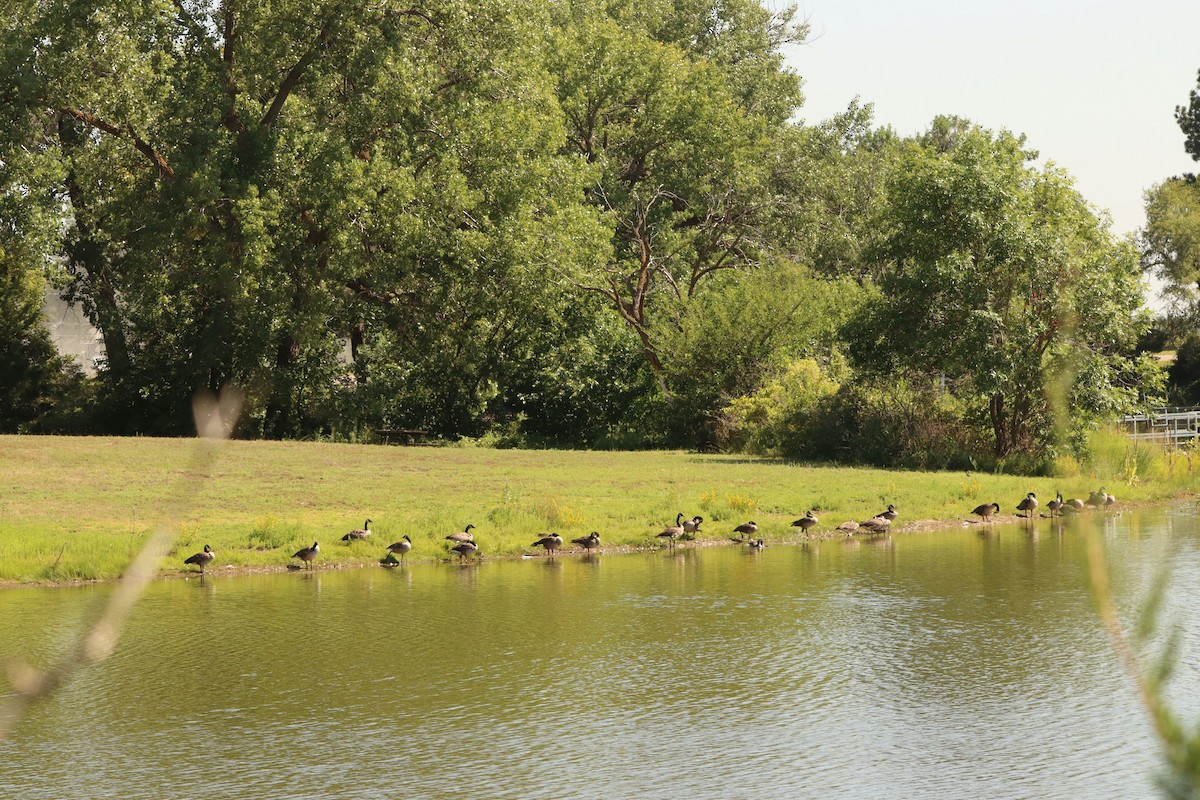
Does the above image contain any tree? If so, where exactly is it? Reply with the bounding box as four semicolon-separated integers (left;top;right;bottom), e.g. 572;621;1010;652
1178;68;1200;162
1143;177;1200;300
849;118;1158;458
1;0;609;437
546;1;808;385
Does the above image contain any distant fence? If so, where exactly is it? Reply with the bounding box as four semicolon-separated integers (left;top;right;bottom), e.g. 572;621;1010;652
1118;406;1200;447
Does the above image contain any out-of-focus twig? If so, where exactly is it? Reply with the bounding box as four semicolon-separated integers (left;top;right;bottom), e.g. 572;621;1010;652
1087;524;1200;797
0;388;242;740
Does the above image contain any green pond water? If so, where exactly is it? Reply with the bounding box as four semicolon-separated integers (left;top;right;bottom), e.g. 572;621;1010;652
2;504;1199;799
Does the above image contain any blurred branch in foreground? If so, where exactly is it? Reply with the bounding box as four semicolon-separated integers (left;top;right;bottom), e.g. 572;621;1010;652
1087;526;1200;799
0;389;242;740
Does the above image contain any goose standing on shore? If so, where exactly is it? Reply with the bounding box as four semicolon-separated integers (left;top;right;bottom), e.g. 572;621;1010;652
733;521;759;539
292;541;320;570
970;502;1001;521
450;541;479;561
184;544;215;574
683;516;704;535
658;513;686;548
386;535;412;564
792;511;818;531
572;532;601;551
1046;493;1063;518
1016;492;1038;519
532;533;564;556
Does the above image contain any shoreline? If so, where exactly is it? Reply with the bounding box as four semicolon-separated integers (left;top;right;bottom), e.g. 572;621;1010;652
4;498;1191;590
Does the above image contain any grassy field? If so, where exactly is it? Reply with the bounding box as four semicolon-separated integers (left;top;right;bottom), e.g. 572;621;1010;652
1;434;1197;584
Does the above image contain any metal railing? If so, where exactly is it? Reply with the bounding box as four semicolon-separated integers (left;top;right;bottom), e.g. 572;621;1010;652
1118;406;1200;446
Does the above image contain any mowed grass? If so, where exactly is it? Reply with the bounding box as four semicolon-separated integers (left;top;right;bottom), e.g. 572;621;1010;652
0;435;1196;584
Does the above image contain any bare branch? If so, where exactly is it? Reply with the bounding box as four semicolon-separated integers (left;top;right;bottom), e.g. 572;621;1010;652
260;16;336;129
0;389;242;741
59;107;174;180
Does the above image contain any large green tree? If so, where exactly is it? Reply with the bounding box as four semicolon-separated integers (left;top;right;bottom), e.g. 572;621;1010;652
850;118;1158;457
2;0;608;437
546;0;808;383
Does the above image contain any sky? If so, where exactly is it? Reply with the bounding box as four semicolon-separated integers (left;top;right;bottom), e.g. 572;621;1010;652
784;0;1200;237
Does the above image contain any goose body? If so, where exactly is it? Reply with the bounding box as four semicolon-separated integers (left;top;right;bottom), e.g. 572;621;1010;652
1046;493;1063;517
658;513;685;547
733;521;759;538
683;516;704;534
746;538;766;550
1065;498;1086;512
342;518;373;542
876;504;898;521
450;541;479;561
1016;492;1038;518
572;532;601;551
386;536;412;563
859;516;891;533
792;511;818;531
445;524;476;543
184;544;215;573
837;521;859;533
292;541;320;569
970;502;1001;521
532;533;564;555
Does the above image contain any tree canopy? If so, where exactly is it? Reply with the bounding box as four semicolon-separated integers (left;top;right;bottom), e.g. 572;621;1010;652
0;0;1160;469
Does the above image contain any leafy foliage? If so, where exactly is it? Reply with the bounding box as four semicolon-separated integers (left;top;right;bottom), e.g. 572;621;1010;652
1178;67;1200;163
848;118;1158;457
0;3;1158;467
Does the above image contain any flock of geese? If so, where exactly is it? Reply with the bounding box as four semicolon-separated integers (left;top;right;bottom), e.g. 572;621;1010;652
972;488;1117;522
181;489;1120;574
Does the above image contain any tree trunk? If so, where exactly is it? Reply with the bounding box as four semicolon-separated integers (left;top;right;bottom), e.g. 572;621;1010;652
989;392;1011;456
58;116;130;377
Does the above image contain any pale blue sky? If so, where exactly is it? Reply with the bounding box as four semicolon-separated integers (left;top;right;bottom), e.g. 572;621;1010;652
786;1;1200;236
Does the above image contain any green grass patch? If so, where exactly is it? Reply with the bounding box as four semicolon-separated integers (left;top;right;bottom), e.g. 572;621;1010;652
0;434;1195;584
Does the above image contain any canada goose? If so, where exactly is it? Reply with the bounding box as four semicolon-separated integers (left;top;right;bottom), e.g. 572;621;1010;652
658;513;685;547
380;552;400;567
184;544;215;574
836;521;859;533
572;532;601;551
876;504;898;521
1064;498;1086;512
970;502;1001;521
445;524;476;543
1104;491;1116;509
532;533;564;555
1086;490;1105;508
859;516;891;533
450;541;479;561
342;518;373;542
386;535;412;563
292;541;319;570
683;516;704;534
746;539;766;550
791;511;818;531
1016;492;1038;519
1046;493;1063;517
733;521;759;538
